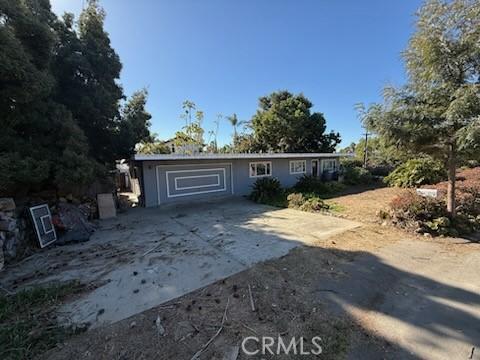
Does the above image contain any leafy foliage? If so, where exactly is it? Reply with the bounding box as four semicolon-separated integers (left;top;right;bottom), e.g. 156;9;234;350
384;158;447;188
249;177;283;204
383;190;480;236
294;175;345;195
287;192;330;212
363;0;480;214
342;166;373;185
0;0;152;195
250;91;341;153
136;140;171;155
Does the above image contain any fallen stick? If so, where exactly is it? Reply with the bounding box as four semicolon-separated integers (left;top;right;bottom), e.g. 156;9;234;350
241;323;257;334
190;297;230;360
248;284;256;312
141;234;173;257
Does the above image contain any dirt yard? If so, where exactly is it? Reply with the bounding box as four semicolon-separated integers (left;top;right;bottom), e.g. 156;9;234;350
4;187;480;359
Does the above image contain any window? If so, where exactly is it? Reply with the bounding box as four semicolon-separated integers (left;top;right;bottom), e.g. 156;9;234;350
289;160;306;174
322;159;337;171
249;161;272;178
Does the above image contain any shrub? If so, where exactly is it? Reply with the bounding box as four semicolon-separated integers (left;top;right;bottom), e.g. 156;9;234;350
342;166;373;185
287;192;330;212
250;177;282;204
384;158;447;188
340;158;363;169
368;165;394;177
383;190;480;236
300;197;330;212
294;175;345;195
286;192;305;208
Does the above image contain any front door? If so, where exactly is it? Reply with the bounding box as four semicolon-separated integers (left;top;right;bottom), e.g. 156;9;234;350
311;160;319;177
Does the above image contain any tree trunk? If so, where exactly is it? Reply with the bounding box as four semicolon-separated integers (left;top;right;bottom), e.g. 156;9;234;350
447;143;456;217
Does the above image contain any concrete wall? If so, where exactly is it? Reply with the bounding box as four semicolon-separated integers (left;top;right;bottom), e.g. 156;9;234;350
141;157;338;207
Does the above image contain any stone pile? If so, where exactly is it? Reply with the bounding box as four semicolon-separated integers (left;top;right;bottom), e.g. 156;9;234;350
0;198;17;271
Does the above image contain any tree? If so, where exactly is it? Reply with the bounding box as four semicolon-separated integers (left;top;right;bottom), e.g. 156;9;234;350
251;91;341;153
364;0;480;216
57;0;124;164
0;0;151;195
227;113;239;143
135;137;171;154
0;0;93;194
175;100;205;154
116;89;153;158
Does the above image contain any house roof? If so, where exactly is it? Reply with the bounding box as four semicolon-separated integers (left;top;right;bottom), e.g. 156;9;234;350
134;152;349;161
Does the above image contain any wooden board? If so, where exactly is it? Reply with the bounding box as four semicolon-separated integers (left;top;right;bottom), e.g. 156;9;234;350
97;193;117;219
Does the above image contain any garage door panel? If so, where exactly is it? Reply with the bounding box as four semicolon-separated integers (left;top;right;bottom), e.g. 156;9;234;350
175;174;220;190
159;165;232;203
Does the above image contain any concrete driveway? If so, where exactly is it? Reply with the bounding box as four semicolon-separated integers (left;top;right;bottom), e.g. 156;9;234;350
56;197;360;328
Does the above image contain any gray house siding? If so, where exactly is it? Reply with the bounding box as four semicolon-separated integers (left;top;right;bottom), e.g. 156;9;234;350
140;157;338;207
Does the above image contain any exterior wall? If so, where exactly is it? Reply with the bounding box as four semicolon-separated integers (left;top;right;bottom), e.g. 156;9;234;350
141;157;338;207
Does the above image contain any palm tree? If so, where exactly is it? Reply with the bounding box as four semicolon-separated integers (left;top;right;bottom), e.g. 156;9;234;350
227;113;239;144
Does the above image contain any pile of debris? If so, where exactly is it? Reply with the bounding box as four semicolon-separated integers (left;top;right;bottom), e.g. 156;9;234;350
0;198;27;270
52;200;96;245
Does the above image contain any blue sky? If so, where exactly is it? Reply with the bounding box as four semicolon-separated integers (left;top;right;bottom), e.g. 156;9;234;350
51;0;422;147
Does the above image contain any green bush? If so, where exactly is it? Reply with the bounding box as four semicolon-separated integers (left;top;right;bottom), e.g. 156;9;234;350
384;158;447;188
250;177;282;204
340;158;363;169
294;175;345;195
342;166;373;185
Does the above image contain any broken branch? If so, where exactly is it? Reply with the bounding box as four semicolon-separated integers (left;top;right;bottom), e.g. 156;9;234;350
190;297;230;360
248;284;256;312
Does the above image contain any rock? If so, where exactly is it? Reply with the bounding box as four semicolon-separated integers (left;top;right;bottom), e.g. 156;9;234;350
0;218;16;232
3;233;18;258
0;198;15;212
155;315;165;336
130;321;137;328
0;238;4;271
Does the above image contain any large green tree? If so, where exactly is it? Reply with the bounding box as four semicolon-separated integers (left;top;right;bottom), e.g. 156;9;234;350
0;0;152;194
0;0;93;193
364;0;480;215
251;91;341;153
55;0;124;163
116;89;153;158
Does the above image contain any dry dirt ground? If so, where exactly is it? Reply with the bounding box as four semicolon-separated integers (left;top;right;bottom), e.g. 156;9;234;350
8;187;480;359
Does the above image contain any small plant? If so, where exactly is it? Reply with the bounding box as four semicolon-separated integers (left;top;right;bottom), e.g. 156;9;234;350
250;177;282;204
384;158;447;188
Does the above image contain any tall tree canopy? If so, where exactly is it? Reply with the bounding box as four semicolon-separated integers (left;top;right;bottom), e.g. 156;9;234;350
250;91;341;153
0;0;152;194
364;0;480;215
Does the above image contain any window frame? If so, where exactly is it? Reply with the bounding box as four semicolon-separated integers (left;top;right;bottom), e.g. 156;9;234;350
289;160;307;175
321;159;337;172
249;161;272;178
